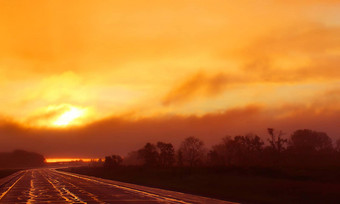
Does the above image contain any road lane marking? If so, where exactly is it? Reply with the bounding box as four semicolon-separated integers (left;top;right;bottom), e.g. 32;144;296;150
55;170;191;204
0;171;25;201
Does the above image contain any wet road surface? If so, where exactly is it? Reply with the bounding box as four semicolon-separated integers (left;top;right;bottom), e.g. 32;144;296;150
0;169;234;204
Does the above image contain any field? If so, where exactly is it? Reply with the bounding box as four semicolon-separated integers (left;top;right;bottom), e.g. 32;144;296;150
61;166;340;204
0;169;20;179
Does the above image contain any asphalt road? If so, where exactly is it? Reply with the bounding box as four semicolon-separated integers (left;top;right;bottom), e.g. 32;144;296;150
0;169;235;204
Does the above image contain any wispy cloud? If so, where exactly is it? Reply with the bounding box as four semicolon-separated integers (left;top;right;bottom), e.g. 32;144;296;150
162;72;243;106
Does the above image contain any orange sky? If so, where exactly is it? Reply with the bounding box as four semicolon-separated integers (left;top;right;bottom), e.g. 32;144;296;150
0;0;339;157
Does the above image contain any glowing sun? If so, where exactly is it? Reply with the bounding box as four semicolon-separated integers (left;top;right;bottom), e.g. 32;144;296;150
53;106;87;127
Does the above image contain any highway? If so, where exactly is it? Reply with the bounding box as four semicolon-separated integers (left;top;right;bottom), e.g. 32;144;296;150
0;169;235;203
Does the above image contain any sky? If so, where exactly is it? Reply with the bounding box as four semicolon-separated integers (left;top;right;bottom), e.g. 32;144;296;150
0;0;339;158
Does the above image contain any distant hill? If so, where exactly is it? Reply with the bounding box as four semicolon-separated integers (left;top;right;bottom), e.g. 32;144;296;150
0;150;45;168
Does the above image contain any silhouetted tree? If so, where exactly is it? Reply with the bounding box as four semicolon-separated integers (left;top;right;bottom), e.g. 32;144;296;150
104;155;123;168
287;129;334;167
211;136;241;166
236;134;264;166
267;128;287;153
0;150;45;168
208;134;264;167
179;136;205;167
208;143;226;167
263;128;288;166
138;143;159;167
177;150;184;167
89;158;104;167
104;156;114;168
289;129;333;153
112;155;123;166
157;142;175;168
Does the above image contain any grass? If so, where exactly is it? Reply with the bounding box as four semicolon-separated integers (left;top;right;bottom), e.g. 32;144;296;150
61;166;340;204
0;169;20;179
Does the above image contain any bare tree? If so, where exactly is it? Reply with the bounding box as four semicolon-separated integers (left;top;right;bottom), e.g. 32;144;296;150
138;143;159;167
267;128;287;153
104;155;122;168
209;134;264;167
157;142;175;168
179;136;205;167
177;150;184;167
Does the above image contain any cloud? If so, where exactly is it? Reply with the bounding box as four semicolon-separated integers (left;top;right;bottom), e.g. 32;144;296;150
241;24;340;80
162;72;248;106
161;23;340;106
26;107;68;124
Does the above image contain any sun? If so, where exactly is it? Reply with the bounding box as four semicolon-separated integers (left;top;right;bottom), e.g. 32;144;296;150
53;106;87;127
27;104;91;127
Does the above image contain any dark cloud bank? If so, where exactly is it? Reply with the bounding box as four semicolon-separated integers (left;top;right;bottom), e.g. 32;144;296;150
0;103;339;158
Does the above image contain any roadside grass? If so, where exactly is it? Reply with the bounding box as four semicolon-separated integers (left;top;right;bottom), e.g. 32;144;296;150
0;169;20;179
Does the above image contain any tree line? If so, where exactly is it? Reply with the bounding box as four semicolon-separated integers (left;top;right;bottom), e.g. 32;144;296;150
100;128;340;169
0;150;45;168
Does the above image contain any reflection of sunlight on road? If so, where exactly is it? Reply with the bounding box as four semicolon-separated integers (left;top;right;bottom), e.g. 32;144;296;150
56;170;191;204
42;170;86;203
1;169;231;203
48;170;103;203
27;171;35;204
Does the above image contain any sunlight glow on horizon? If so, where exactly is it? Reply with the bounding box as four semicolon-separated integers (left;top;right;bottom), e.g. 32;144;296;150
46;158;96;163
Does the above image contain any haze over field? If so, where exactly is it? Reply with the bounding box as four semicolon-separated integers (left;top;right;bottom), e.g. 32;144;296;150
0;0;339;158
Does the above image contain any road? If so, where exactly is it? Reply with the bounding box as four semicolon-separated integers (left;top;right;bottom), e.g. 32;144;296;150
0;169;235;203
